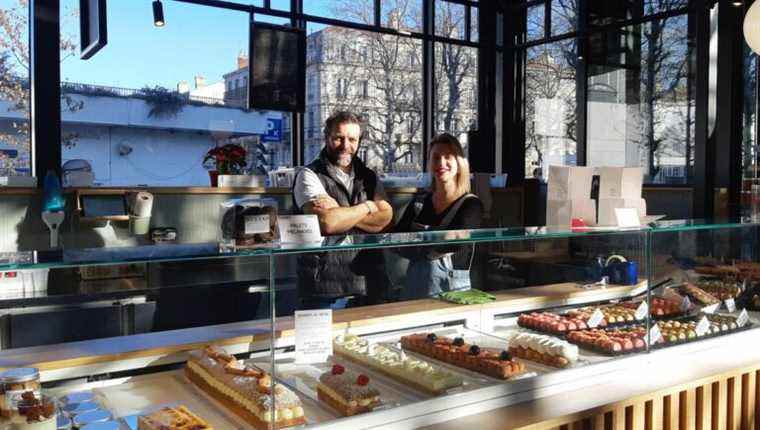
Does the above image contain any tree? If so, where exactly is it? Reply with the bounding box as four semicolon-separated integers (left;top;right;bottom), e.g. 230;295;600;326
322;0;477;172
435;1;478;146
0;0;80;174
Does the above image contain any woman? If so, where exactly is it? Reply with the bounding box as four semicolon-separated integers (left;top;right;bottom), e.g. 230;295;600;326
395;133;484;299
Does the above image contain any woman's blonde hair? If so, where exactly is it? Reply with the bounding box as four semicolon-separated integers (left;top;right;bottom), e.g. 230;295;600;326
428;133;470;195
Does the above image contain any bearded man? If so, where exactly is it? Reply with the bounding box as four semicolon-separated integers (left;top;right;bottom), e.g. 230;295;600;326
292;111;393;309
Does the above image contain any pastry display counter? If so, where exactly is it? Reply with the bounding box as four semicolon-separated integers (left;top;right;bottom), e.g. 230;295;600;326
0;221;757;429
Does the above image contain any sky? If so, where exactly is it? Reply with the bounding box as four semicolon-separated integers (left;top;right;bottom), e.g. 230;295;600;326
56;0;336;90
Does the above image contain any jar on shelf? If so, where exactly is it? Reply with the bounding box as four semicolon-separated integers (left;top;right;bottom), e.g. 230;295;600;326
0;369;40;418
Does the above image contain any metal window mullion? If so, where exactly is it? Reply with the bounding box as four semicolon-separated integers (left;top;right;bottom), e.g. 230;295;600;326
465;4;471;42
31;0;62;180
693;0;712;218
423;0;435;168
576;0;588;166
374;0;381;28
291;0;305;167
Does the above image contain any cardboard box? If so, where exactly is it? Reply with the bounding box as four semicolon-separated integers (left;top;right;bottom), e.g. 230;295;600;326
596;167;644;199
597;198;647;226
547;199;597;227
547;166;594;200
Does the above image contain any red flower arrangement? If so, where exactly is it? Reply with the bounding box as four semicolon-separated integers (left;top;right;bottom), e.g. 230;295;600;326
204;144;247;175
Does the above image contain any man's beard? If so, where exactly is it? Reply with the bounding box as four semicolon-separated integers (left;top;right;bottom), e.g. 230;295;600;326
326;146;354;168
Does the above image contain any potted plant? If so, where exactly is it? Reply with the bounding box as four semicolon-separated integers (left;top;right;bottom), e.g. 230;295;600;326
204;144;247;187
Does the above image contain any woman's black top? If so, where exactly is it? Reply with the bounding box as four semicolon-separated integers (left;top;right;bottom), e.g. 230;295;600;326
395;193;484;268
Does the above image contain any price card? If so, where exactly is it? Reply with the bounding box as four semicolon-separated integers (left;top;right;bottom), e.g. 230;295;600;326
738;309;750;328
295;309;333;364
695;316;710;337
702;303;720;314
725;298;736;313
635;301;649;320
587;308;605;328
648;323;662;346
278;215;323;244
244;214;270;235
680;296;692;312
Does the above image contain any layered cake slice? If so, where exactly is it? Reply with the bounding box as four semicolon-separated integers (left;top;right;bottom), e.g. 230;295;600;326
316;364;380;416
137;405;212;430
333;334;463;395
399;333;525;379
185;346;305;430
507;332;579;368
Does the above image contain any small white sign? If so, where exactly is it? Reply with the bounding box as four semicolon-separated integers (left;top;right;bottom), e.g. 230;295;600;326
725;298;737;313
648;323;662;346
738;309;750;328
295;309;333;364
615;208;642;228
587;308;605;328
695;316;710;336
244;214;270;235
635;301;649;320
680;296;692;312
278;215;323;244
702;303;720;314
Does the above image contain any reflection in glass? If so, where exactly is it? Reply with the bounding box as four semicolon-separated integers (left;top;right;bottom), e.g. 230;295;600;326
586;16;693;184
524;40;578;179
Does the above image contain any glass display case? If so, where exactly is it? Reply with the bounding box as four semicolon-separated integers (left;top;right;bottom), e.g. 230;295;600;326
0;221;757;429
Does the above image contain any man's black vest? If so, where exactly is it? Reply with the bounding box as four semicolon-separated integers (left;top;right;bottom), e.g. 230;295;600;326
292;150;381;298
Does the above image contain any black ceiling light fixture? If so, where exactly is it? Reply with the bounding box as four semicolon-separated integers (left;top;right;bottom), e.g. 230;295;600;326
153;0;165;27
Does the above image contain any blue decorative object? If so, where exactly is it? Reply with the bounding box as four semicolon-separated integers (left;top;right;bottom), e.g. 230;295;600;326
42;170;65;212
602;257;639;285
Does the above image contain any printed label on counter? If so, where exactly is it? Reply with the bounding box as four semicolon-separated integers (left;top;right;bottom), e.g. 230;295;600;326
695;316;710;336
738;309;749;328
702;303;719;314
278;215;323;244
244;215;270;235
295;309;333;364
725;298;736;313
680;296;692;312
587;308;605;328
635;301;649;320
648;324;662;346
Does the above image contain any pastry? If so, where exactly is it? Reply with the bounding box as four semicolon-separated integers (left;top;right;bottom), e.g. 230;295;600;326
507;332;579;368
695;279;743;300
10;392;56;430
333;335;462;395
138;405;212;430
566;306;636;325
678;283;720;305
566;327;646;354
517;312;592;334
399;333;525;379
316;364;380;416
185;345;305;429
619;297;682;317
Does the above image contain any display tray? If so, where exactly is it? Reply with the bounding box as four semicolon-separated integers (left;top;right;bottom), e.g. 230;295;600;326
251;357;421;418
52;371;252;429
387;326;546;382
650;312;755;349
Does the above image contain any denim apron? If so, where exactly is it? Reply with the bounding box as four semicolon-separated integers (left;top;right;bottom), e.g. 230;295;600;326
401;194;477;300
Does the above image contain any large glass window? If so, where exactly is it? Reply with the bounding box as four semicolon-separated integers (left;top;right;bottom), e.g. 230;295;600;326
435;42;478;157
305;24;423;172
524;40;577;179
0;1;30;177
586;16;693;184
59;1;292;187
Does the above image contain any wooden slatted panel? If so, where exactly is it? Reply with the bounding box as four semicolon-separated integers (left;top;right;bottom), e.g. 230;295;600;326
664;394;679;430
684;389;696;430
650;397;664;430
593;413;605;430
696;384;712;430
613;406;626;430
730;377;742;430
715;380;728;430
742;372;754;430
755;370;760;430
631;402;646;430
